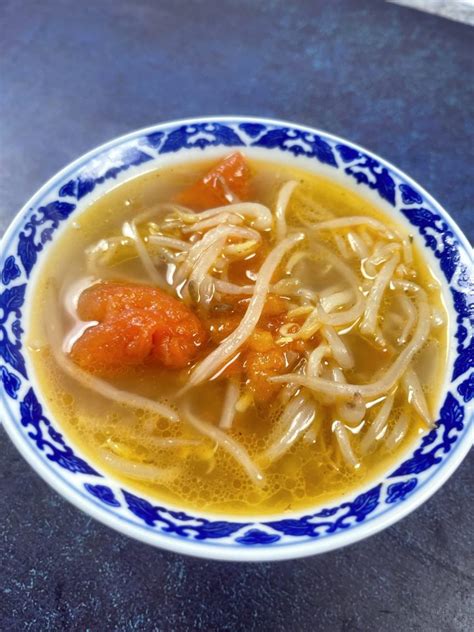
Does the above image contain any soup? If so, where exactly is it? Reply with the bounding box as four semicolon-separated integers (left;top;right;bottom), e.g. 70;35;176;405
28;153;448;515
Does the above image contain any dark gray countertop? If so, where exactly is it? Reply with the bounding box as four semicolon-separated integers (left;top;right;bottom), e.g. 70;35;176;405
1;1;473;630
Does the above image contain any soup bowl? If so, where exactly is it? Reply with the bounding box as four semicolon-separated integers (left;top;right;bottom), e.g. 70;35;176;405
0;117;472;561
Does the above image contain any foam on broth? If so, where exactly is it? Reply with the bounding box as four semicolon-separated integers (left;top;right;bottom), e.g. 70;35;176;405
27;158;448;515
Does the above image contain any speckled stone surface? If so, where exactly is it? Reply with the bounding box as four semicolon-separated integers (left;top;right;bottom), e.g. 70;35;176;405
0;1;473;630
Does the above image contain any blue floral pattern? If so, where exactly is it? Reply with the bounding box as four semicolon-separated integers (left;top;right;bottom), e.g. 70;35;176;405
0;283;27;379
458;373;474;402
1;255;21;285
0;365;21;399
17;202;76;277
0;118;472;551
19;388;100;475
123;491;250;539
386;479;418;504
264;486;381;539
84;484;120;507
249;126;337;166
336;144;397;205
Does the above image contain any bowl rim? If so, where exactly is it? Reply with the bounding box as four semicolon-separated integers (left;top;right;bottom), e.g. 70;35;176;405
2;114;473;258
1;115;472;562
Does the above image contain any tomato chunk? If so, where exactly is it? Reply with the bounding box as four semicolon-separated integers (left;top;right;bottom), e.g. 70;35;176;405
245;348;287;403
71;283;206;374
176;152;251;210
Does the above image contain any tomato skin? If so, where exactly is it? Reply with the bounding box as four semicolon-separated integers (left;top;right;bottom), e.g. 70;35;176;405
71;283;206;374
176;152;251;210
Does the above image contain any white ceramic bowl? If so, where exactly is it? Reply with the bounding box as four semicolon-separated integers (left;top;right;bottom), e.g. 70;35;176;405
0;117;472;561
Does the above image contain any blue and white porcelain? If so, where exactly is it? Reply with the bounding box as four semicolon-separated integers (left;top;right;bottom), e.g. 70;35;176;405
0;117;472;561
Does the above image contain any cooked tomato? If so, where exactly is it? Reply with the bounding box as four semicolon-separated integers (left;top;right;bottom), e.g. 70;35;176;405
176;152;250;210
71;282;206;374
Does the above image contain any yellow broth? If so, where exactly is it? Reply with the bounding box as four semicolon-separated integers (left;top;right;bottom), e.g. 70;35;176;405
27;158;448;515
